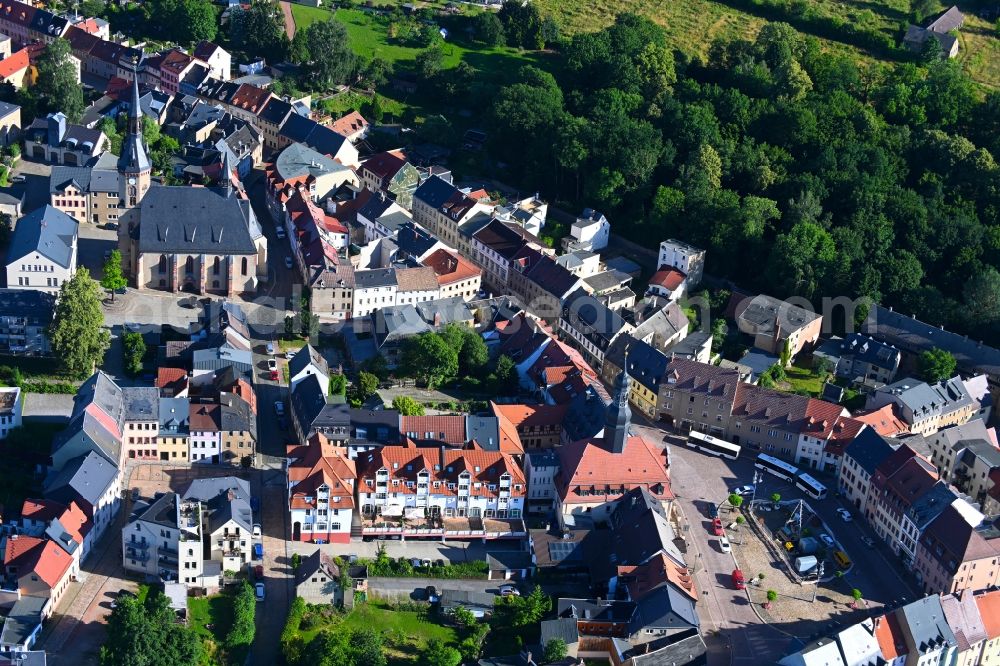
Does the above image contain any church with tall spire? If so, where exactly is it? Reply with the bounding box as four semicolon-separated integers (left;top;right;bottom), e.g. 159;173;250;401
552;351;673;522
117;75;152;208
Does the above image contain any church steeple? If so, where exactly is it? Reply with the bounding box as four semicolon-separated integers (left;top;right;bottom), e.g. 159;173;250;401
118;64;152;208
220;149;233;196
605;351;632;454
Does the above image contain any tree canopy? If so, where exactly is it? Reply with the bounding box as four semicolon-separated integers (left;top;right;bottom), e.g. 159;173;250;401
486;12;1000;344
50;270;111;378
100;591;202;666
917;348;957;383
229;0;289;60
391;395;425;416
33;38;84;122
297;20;357;90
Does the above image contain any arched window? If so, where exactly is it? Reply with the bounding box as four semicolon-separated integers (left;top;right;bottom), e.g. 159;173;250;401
241;257;248;275
185;256;194;274
213;257;221;275
158;255;167;273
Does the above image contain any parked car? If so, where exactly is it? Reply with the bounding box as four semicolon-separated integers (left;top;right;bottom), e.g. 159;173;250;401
861;536;876;548
731;569;746;590
711;518;724;536
819;534;835;547
253;543;263;560
252;524;262;537
836;508;853;522
731;485;755;497
286;350;296;360
267;358;278;381
499;584;520;597
254;565;264;579
284;256;293;269
255;583;265;601
707;503;719;518
266;342;275;355
275;226;286;239
719;537;731;553
426;586;438;602
274;401;285;416
10;174;25;183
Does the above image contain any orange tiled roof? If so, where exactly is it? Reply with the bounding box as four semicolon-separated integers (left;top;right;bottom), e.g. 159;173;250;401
853;403;909;437
0;48;29;80
618;552;697;602
649;268;686;291
288;436;357;510
3;535;73;589
156;367;189;394
422;248;481;286
330;110;368;138
491;402;568;431
58;501;90;544
400;415;466;445
361;149;407;185
874;613;908;660
976;590;1000;640
557;435;672;504
358;444;525;498
20;498;66;523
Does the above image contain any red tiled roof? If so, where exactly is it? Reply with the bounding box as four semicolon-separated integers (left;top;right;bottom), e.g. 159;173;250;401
230;83;271;112
156;368;189;395
361;150;407;185
400;416;466;445
853;404;909;437
823;418;867;456
618;552;697;602
556;435;672;504
158;48;193;74
357;444;525;497
193;40;221;61
649;268;686;291
288;435;357;510
3;535;73;589
874;613;908;660
58;501;90;544
0;48;29;80
189;403;220;431
977;589;1000;640
491;403;568;431
330;110;368;138
421;249;481;286
20;499;66;523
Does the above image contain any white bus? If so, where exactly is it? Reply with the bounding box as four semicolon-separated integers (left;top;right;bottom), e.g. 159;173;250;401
687;431;741;460
754;453;800;482
795;473;828;500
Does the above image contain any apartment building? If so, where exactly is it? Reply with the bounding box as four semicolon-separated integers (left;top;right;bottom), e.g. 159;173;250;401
1;535;74;617
286;435;356;543
356;444;526;523
559;288;633;371
122;492;207;585
421;249;481;301
5;204;78;293
914;501;1000;596
0;288;53;355
838;429;899;515
657;239;705;290
866;376;984;436
734;293;823;358
183;477;254;573
868;447;939;558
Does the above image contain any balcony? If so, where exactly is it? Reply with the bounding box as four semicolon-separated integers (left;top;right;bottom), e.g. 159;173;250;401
128;540;150;550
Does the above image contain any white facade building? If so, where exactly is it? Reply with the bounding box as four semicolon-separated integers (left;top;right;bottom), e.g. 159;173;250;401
5;205;78;294
0;386;22;439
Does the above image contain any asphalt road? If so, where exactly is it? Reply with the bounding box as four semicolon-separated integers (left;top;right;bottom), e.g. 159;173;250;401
631;422;921;665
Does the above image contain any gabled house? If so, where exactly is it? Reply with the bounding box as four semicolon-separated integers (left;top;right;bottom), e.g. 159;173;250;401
357;150;420;208
289;344;331;392
1;535;74;615
563;208;609;253
296;549;367;607
5;204;78;293
290;374;350;445
559;288;633;371
733;293;822;359
903;6;963;58
286;436;356;543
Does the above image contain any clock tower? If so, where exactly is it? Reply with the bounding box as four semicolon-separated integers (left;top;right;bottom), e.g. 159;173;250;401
117;72;152;209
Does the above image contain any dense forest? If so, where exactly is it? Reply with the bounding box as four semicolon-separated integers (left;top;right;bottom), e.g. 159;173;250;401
486;15;1000;342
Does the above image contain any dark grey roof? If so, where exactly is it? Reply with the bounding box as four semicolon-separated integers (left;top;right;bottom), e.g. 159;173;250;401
355;268;397;289
863;305;1000;378
466;416;501;451
413;174;457;209
632;584;699;632
582;270;632;294
843;428;898;476
374;304;430;348
539;618;579;647
137;185;258;254
0;595;47;649
45;517;80;556
274;142;345;181
49;165;93;194
486;551;532;570
44;451;119;507
562;288;628;349
123;387;159;421
603;256;642;275
159;397;190;435
959;439;1000;468
7;204;78;268
119;79;151;173
609;487;685;568
183;476;251;503
219;300;251;341
906;481;957;531
737;293;820;335
349;408;400;445
897;595;957;654
665;330;712;360
278;115;349;156
526;449;560;469
204;485;253;534
220;393;255;437
191;348;253;377
840;333;900;371
0;100;20;119
258;97;293;125
291;373;350;439
415;297;474;326
288;344;329;379
439;589;495;610
626;631;707;666
136;491;180;530
395;222;439;258
0;289;55;324
557;598;636;623
605;336;668;394
562;384;609;442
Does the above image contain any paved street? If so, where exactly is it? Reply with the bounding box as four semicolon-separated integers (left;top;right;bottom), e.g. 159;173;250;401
631;422;920;665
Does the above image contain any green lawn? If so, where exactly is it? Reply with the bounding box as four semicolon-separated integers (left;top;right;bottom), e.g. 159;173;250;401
295;602;459;665
188;594;235;641
781;363;828;397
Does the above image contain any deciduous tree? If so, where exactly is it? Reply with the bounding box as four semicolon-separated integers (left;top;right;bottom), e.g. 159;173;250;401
51;270;111;378
299;20;356;90
917;348;957;383
391;395;424;416
101;250;127;302
34;38;84;121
